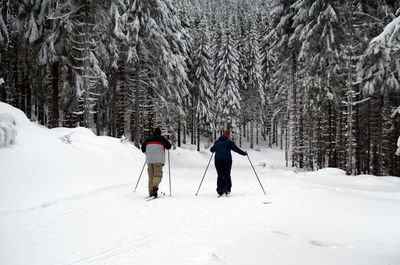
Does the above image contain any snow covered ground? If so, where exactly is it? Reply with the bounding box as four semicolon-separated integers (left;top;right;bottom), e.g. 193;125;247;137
1;102;400;265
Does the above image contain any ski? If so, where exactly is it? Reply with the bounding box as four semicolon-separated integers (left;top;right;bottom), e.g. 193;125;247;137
145;192;166;201
145;196;156;201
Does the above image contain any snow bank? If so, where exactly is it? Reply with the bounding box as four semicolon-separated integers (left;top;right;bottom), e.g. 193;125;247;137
0;102;31;126
0;102;144;212
0;102;32;147
0;103;25;147
0;119;17;146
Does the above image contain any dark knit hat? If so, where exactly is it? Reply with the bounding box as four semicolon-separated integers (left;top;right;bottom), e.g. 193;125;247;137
153;127;162;136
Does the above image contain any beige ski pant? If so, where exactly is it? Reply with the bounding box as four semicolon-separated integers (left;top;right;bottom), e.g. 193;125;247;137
147;163;163;196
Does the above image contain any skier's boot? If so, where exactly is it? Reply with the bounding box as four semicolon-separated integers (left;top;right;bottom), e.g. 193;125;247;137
152;187;158;198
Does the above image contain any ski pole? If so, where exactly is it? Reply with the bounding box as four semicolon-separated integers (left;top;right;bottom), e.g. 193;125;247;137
168;150;171;196
247;154;267;195
195;153;214;196
134;160;147;192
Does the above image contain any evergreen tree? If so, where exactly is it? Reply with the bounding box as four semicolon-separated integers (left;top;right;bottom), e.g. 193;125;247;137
268;0;297;166
49;0;108;128
191;18;215;150
214;23;241;131
259;5;277;148
292;0;344;169
1;0;398;176
359;2;400;176
109;0;190;146
244;22;265;149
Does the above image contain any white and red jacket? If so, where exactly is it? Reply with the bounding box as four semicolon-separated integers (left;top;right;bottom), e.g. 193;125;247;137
141;135;172;164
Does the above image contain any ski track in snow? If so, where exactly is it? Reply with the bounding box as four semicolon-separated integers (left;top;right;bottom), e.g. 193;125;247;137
0;170;260;265
0;183;132;217
67;191;250;264
1;152;400;265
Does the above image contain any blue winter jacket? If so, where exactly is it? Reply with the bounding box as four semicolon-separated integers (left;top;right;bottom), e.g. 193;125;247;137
210;136;247;161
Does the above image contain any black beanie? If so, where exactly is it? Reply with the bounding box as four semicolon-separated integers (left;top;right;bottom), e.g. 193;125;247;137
153;128;162;136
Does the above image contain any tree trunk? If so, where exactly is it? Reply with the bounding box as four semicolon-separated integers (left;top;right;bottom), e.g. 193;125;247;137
177;121;181;147
376;94;384;176
13;44;20;109
133;68;141;147
250;120;254;149
111;68;117;137
197;121;200;151
239;123;242;147
183;125;187;144
50;61;60;128
256;118;259;147
245;122;251;142
190;100;195;145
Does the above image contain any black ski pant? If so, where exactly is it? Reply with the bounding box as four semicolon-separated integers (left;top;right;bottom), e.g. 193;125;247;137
215;159;233;195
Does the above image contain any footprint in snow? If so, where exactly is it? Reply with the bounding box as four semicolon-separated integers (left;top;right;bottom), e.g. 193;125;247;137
272;230;291;237
309;240;331;247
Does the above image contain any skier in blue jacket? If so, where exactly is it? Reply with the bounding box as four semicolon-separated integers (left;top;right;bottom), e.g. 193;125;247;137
210;131;247;196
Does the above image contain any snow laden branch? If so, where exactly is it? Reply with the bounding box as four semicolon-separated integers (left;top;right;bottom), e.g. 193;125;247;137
391;106;400;119
368;16;400;53
397;136;400;156
341;97;370;106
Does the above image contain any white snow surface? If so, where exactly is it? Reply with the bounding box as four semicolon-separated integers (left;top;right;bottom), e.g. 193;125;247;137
1;103;400;265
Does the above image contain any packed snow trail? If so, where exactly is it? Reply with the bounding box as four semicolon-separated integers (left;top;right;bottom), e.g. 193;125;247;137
0;172;257;265
1;160;400;265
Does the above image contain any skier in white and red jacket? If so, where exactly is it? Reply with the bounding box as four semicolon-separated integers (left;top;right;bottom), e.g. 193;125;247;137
141;128;172;197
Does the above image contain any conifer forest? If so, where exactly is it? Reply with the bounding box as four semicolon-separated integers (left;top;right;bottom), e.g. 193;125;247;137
0;0;399;176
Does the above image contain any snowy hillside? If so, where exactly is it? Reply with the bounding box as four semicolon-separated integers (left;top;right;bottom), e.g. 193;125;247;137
0;103;400;265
